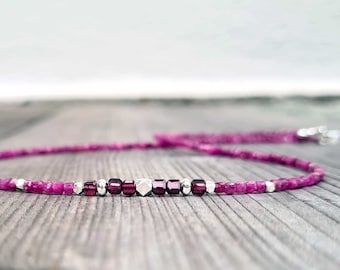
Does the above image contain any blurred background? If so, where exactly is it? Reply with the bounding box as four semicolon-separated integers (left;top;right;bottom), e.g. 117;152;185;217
0;0;340;100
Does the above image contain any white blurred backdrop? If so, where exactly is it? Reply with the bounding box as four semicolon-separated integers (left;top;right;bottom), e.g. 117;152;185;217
0;0;340;100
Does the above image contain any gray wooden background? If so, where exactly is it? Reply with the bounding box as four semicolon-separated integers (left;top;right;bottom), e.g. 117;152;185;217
0;99;339;270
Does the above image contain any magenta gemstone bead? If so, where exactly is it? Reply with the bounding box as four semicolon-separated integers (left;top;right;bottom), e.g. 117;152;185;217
52;182;64;195
24;181;44;193
191;179;206;196
0;179;16;191
108;178;122;194
83;181;97;196
152;179;166;195
43;182;53;194
225;182;236;195
166;179;181;195
295;160;310;171
246;181;257;193
256;181;266;192
314;167;325;178
64;182;74;195
214;182;226;193
122;180;136;196
280;179;289;190
311;173;321;183
235;182;247;194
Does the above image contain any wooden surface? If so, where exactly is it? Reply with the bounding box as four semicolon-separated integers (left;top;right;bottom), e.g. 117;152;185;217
0;99;339;270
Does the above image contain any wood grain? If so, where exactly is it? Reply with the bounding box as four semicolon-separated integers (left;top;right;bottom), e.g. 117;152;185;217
0;100;339;270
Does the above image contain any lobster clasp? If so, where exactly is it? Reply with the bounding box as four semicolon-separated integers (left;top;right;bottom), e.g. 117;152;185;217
297;126;340;145
319;129;340;145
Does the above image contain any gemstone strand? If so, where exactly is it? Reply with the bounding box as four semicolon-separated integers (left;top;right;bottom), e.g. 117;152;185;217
0;129;327;197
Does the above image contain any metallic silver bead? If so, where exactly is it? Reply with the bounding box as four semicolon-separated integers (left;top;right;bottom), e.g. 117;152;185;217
181;178;191;195
97;179;107;196
15;178;26;190
206;181;216;194
136;178;152;196
73;182;84;195
265;181;275;193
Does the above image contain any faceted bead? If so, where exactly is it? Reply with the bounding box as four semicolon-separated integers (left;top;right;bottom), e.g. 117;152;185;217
136;178;152;196
0;179;16;191
279;179;289;190
83;181;97;196
206;181;215;194
64;182;74;195
180;178;191;195
152;179;166;196
122;180;136;196
287;178;299;189
107;178;122;194
166;179;180;195
305;175;316;186
73;182;84;195
311;173;321;184
297;176;308;187
246;181;257;193
225;182;236;195
15;178;26;190
97;179;107;196
214;182;226;193
191;179;206;196
314;167;325;178
43;182;54;194
265;181;275;192
24;181;44;193
256;181;266;193
235;182;247;194
52;182;65;195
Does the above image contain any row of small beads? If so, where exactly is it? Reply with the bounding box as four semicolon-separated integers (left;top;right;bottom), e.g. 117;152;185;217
75;178;216;197
0;171;323;196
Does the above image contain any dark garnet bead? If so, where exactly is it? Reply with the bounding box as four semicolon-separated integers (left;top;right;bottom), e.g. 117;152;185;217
166;179;180;195
83;181;97;196
152;179;166;195
122;180;136;196
107;178;122;194
191;179;206;196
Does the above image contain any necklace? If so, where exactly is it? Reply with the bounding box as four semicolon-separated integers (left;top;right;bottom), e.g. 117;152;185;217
0;126;337;197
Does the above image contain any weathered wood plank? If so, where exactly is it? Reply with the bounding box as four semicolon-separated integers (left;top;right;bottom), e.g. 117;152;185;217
0;100;339;270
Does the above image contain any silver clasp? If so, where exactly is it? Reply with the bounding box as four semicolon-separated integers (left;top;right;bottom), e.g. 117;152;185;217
297;126;340;145
319;129;340;145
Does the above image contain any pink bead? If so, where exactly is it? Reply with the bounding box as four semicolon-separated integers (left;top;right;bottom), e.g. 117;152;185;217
52;182;64;195
64;182;74;195
0;178;16;191
256;181;266;192
297;176;308;187
279;178;289;191
24;181;44;193
214;182;226;193
235;182;247;194
225;182;236;195
314;167;325;178
246;181;257;193
295;159;311;171
287;178;299;189
43;182;53;194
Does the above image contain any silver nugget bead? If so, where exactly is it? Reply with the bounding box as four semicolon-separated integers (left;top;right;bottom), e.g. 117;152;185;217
265;181;275;193
97;179;107;196
73;182;84;195
136;178;152;196
206;181;216;194
181;178;191;195
15;178;26;190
